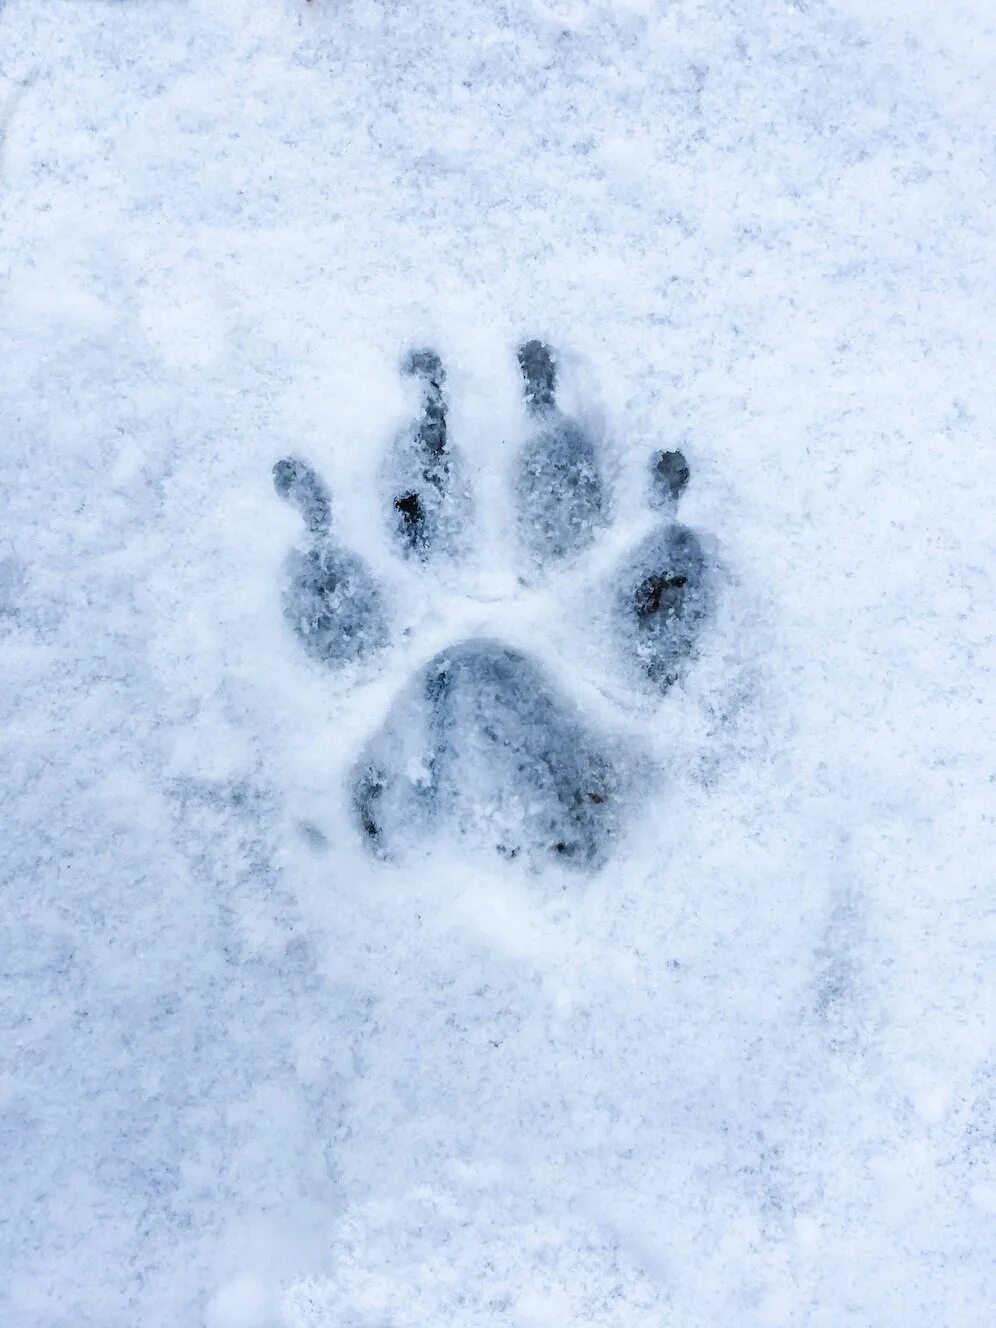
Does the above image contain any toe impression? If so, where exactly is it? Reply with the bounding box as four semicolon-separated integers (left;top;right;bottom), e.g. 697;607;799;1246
514;339;606;567
389;348;468;559
622;452;709;691
272;456;386;667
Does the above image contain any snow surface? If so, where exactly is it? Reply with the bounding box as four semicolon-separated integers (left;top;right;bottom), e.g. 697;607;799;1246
2;0;994;1324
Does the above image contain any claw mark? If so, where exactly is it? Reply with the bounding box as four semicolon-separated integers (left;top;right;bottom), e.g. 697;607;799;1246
273;457;332;535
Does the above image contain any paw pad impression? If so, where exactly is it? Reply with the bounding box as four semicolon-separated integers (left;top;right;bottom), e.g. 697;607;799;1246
354;638;620;870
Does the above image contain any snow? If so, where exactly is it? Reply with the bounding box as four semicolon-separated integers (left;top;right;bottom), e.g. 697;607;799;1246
1;0;994;1324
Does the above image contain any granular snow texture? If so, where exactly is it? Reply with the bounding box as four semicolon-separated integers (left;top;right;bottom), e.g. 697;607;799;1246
1;1;994;1325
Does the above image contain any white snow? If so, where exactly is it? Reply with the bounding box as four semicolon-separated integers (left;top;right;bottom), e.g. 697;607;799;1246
1;0;994;1324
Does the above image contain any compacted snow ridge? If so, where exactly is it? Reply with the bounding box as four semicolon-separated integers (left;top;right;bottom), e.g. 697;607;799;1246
1;1;994;1325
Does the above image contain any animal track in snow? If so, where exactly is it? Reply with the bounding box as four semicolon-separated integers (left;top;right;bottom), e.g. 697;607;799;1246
273;339;712;869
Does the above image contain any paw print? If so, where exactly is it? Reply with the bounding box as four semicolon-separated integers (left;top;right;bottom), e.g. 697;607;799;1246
273;340;712;870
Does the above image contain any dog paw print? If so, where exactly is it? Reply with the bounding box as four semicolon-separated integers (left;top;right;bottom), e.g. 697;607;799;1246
273;340;712;870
